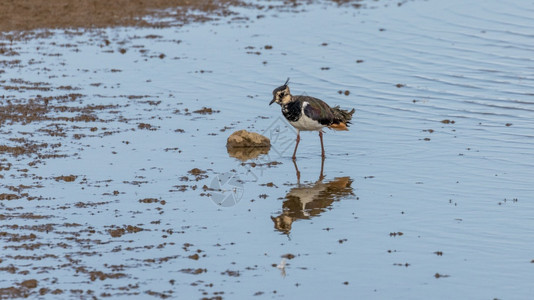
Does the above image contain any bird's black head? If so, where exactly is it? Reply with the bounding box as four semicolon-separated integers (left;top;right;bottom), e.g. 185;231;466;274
270;78;291;106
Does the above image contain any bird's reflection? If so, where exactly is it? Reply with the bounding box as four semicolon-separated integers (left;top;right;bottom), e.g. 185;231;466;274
271;157;354;235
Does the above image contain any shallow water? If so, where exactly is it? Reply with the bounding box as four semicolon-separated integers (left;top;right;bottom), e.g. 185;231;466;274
1;0;534;298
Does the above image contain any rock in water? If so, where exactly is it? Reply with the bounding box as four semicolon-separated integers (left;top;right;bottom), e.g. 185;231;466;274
226;130;270;161
226;130;270;148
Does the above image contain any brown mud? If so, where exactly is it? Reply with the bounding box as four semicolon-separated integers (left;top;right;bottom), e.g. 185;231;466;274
0;0;366;35
0;0;246;32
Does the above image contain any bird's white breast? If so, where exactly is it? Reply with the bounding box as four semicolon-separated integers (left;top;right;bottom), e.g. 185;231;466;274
289;101;325;131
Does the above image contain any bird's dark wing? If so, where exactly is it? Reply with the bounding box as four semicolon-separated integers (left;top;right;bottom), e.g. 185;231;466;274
299;96;335;126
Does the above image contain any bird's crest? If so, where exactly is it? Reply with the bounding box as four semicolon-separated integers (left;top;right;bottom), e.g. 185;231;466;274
283;77;290;87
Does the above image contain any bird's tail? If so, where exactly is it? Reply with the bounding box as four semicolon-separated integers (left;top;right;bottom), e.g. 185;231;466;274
329;107;355;131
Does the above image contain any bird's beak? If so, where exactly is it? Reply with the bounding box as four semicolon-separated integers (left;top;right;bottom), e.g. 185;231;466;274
269;98;276;105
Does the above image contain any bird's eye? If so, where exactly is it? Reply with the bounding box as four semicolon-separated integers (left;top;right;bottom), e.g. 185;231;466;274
279;92;284;97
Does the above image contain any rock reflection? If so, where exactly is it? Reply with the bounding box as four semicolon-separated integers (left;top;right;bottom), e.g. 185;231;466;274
227;145;270;161
271;158;354;234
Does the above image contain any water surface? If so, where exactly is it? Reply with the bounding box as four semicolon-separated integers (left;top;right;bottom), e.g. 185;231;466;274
0;0;533;298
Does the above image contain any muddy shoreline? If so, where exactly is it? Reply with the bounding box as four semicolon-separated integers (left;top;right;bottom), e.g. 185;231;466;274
0;0;367;33
0;0;246;32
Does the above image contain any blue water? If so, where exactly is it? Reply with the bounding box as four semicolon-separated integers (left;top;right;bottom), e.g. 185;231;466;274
0;0;533;298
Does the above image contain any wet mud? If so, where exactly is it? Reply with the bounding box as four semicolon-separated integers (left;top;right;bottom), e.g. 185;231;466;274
0;0;246;32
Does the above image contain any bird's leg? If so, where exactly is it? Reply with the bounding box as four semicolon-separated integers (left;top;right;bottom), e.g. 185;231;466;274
319;130;325;158
292;130;300;160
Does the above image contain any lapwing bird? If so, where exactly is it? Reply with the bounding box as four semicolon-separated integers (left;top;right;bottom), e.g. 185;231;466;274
269;78;355;159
